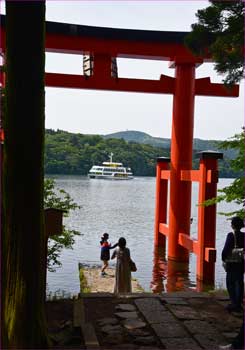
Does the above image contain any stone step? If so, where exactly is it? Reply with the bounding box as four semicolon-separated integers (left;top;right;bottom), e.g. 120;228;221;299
73;299;100;349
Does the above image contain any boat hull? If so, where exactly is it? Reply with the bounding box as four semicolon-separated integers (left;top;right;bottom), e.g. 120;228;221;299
88;174;133;180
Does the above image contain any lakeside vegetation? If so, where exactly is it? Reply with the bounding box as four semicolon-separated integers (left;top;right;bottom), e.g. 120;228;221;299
45;129;240;178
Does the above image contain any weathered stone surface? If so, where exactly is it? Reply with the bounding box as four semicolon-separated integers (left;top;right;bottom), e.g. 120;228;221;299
114;311;138;319
97;317;118;326
183;320;218;335
135;298;176;324
187;298;209;306
160;337;202;349
133;335;157;345
194;334;225;349
137;347;161;350
151;322;189;338
127;329;151;337
223;331;239;338
214;295;230;301
101;324;122;333
163;298;188;305
167;305;201;320
115;304;136;311
104;332;124;344
122;319;147;330
117;344;137;349
141;309;176;324
163;291;210;299
134;298;164;311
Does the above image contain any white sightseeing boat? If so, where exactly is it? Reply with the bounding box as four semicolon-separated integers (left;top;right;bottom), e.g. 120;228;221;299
88;153;133;180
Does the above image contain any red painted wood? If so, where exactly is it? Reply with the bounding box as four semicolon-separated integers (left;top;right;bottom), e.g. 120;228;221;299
168;63;195;262
154;159;170;247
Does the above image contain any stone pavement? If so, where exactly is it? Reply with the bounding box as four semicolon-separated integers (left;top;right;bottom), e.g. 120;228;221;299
73;291;244;350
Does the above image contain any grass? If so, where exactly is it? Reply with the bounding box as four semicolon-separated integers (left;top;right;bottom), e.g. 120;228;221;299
79;267;91;293
46;289;75;301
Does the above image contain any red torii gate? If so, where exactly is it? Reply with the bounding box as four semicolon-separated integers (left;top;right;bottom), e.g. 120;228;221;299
0;15;239;285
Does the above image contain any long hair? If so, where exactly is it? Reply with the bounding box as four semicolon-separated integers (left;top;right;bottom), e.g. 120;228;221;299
118;237;126;249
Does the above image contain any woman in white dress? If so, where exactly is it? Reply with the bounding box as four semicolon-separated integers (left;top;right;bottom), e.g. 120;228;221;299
111;237;132;293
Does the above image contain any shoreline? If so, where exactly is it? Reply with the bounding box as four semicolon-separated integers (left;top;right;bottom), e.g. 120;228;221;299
79;265;144;293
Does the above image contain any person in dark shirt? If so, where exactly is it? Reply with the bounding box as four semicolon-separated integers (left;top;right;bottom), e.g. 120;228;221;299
100;233;118;277
222;216;244;312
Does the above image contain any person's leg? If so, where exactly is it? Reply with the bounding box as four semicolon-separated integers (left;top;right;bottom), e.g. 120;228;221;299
226;271;236;308
232;322;244;349
232;269;244;310
101;260;108;273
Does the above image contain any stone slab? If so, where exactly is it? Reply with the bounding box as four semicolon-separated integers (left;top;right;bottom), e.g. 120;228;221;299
101;324;123;333
122;319;147;330
114;311;138;319
151;322;189;338
127;329;151;337
163;291;210;298
133;335;157;345
183;320;218;336
134;298;164;311
115;304;136;311
82;322;100;349
166;305;201;320
163;297;188;305
103;332;124;344
97;317;118;326
194;333;225;349
160;337;202;349
141;309;176;324
134;297;176;324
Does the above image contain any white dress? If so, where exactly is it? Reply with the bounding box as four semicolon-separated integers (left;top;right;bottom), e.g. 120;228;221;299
111;247;132;293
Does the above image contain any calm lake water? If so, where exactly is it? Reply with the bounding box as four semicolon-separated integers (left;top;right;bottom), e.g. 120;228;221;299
47;176;238;295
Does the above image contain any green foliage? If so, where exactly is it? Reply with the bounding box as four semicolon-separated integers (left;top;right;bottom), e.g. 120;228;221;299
44;178;81;271
203;129;244;218
185;1;244;85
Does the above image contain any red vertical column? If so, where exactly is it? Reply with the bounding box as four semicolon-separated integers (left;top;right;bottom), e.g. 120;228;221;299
168;62;196;262
154;157;170;247
196;151;223;285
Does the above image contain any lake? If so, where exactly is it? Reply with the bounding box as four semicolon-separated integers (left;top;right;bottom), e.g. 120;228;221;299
47;176;237;295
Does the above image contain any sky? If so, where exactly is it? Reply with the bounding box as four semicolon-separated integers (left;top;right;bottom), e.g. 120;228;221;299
1;1;244;140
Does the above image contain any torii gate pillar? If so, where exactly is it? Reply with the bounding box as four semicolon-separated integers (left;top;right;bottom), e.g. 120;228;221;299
168;61;196;262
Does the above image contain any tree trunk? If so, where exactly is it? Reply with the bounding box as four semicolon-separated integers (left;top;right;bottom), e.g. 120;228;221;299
2;2;48;348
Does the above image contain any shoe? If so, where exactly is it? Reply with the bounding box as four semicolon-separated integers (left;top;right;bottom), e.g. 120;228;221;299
225;304;242;313
100;272;106;277
219;345;232;350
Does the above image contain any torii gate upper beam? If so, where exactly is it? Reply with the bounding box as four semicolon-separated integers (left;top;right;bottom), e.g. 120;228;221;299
0;14;239;97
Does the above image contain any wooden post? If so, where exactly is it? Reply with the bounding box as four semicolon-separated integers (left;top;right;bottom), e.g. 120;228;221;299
196;151;223;284
154;157;170;247
168;62;195;262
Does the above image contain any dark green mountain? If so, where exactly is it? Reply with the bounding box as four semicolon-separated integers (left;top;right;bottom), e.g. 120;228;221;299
103;130;237;159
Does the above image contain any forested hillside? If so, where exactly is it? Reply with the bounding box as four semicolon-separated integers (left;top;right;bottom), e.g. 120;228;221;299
45;129;168;176
45;129;240;178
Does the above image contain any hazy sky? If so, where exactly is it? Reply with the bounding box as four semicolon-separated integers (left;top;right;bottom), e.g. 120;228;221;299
1;1;244;139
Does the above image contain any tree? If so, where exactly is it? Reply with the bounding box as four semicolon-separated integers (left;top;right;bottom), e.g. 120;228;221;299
44;178;81;271
2;2;48;348
185;1;244;85
204;129;244;219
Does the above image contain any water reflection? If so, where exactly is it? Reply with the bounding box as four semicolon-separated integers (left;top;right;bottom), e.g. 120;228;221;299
151;246;196;293
151;246;216;292
150;246;166;293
